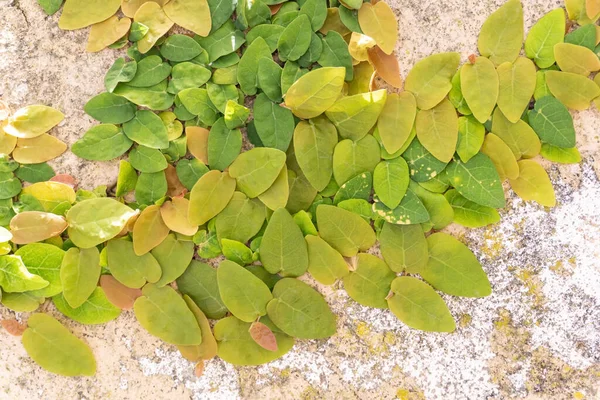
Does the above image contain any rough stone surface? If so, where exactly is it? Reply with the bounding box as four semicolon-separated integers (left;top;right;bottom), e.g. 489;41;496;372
1;0;600;399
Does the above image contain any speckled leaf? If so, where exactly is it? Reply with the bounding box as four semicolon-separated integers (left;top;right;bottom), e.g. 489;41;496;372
22;313;96;376
401;137;449;182
332;135;380;185
405;52;460;110
357;2;397;55
509;160;556;207
415;98;458;163
387;276;456;332
477;0;523;66
306;233;350;286
188;170;236;225
372;189;429;225
317;204;375;257
525;8;565;68
325;89;386;140
497;57;536;123
60;247;100;309
333;172;372;205
446;153;505;208
229;148;287;198
480;133;520;180
267;278;336;339
342;253;395;309
134;284;202;345
284;67;345;119
545;70;600;110
259;208;308;276
491;107;541;159
444;189;501;228
253;94;295;151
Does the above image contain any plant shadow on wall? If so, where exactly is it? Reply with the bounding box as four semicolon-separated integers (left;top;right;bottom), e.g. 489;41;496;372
0;0;597;378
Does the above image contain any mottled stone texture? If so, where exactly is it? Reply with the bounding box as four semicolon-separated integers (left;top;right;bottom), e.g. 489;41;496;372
1;0;600;399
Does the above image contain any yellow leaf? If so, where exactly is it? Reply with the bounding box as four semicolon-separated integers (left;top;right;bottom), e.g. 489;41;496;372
0;128;17;154
121;0;169;18
405;52;461;110
480;133;519;180
348;32;376;62
358;2;398;55
186;126;209;164
258;166;289;210
460;56;499;124
545;70;600;110
588;0;600;19
4;105;64;139
10;212;67;245
163;0;212;37
86;16;131;53
554;43;600;76
59;0;121;30
347;62;375;95
134;2;174;54
133;205;170;255
415;98;458;163
491;108;540;159
377;92;417;154
496;57;537;123
477;0;523;66
160;197;198;236
284;67;346;119
509;160;556;207
13;134;67;164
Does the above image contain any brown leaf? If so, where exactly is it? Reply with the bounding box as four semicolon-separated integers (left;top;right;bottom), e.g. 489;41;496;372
160;197;198;236
194;360;205;377
9;211;67;244
269;3;283;15
249;321;278;352
132;204;170;255
50;174;78;190
165;164;187;197
367;46;403;88
1;319;27;336
99;275;142;310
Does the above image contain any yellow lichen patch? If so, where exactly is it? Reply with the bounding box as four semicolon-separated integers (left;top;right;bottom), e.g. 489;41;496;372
514;267;546;308
480;227;504;259
355;321;371;337
86;16;131;53
458;314;472;328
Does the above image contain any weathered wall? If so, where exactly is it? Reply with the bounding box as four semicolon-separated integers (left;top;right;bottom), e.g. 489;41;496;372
1;0;599;399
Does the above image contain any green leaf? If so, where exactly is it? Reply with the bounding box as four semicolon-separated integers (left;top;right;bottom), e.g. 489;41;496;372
298;32;324;67
373;157;410;210
246;24;284;52
236;0;270;29
128;21;148;42
477;0;523;66
150;234;194;287
372;190;429;225
491;107;541;159
415;98;458;163
259;208;309;277
257;167;290;210
238;37;272;95
379;222;428;273
84;93;136;124
278;14;313;61
217;260;273;322
221;239;254;265
116;160;138;197
105;57;137;93
422;232;491;297
224;100;250;129
284;67;346;119
410;181;454;230
206;83;238;113
168;62;212;94
123;110;169;149
160;34;203;62
317;204;375;257
37;0;63;15
293;116;337;192
401;137;448;182
214;316;294;365
66;198;138;248
448;71;472;115
53;287;121;324
405;52;461;110
325;90;386;140
135;171;167;206
60;247;100;308
20;181;75;213
343;253;395;308
207;118;242;171
524;8;565;68
377;92;417;154
176;158;209;191
446;153;505;208
456;115;485;163
528;96;577;148
267;278;336;339
113;80;174;111
14;163;55;183
281;61;308;95
129;146;168;173
229;148;287;198
540;143;582;164
189;170;236;225
208;0;236;32
15;243;64;297
127;55;172;87
306;235;349;285
215;192;266;243
333;171;372;205
387;276;456;332
106;238;162;288
299;0;327;30
444;189;501;228
509;160;556;207
317;30;354;80
565;23;596;50
332;135;380;185
177;260;228;319
0;172;21;199
177;88;218;125
72;124;133;161
253;94;295;151
0;255;48;293
460;56;499;123
22;313;96;376
1;291;44;312
134;284;202;345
